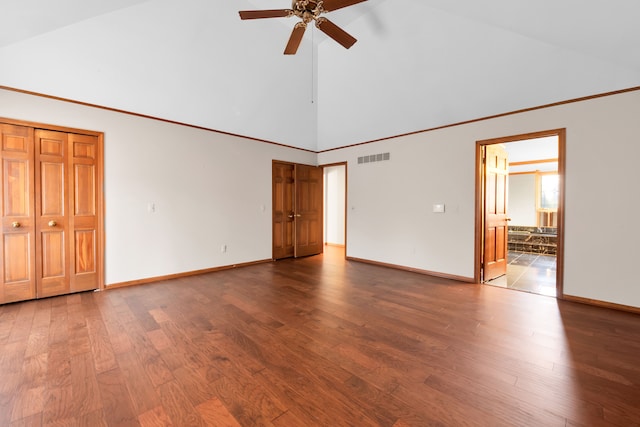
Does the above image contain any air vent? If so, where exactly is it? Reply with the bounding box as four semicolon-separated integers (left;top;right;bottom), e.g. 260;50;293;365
357;152;390;164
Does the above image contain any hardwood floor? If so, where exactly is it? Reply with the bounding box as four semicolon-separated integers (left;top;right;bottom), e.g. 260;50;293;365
1;247;640;426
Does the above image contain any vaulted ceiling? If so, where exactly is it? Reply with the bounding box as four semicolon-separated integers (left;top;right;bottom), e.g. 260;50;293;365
1;0;639;151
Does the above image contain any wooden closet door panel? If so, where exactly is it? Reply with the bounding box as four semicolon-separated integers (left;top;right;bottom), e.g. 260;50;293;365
69;133;99;292
35;130;70;298
0;124;36;304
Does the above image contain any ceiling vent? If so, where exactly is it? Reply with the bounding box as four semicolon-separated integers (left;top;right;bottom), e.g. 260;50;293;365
357;152;390;164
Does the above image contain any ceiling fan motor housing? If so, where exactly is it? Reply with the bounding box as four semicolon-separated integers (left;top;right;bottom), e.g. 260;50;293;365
293;0;324;22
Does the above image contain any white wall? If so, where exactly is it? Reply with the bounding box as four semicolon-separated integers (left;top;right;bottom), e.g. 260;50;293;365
319;89;640;308
508;174;537;226
324;165;346;245
0;88;316;285
3;87;640;309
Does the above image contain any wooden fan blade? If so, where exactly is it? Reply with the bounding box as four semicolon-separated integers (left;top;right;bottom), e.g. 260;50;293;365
321;0;367;12
284;23;307;55
239;9;292;20
316;18;357;49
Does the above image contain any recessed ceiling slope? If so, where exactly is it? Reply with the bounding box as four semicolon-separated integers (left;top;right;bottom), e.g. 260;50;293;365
316;0;640;150
0;0;150;47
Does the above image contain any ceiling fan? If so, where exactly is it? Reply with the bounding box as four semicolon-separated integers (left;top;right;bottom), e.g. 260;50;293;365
239;0;367;55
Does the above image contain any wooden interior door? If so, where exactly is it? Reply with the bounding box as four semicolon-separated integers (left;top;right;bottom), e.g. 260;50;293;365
68;133;100;292
1;120;102;304
272;161;324;259
35;130;71;297
273;162;295;259
36;131;100;297
483;144;509;281
294;164;323;258
0;124;36;303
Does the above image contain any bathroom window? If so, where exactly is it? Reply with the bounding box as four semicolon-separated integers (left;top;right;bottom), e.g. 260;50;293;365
539;173;559;210
537;173;558;226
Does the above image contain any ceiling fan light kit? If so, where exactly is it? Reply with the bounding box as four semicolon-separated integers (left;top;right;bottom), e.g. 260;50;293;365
239;0;366;54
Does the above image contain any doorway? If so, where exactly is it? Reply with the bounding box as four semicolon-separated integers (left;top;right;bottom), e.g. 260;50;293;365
272;161;324;260
323;163;346;250
475;129;565;298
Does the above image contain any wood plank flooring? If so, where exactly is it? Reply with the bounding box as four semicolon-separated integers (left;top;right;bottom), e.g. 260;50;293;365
2;247;640;426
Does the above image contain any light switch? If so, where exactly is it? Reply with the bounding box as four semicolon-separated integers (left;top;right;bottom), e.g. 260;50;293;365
433;203;445;213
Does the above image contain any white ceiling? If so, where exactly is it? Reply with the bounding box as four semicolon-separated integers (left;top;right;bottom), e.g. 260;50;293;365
1;0;639;151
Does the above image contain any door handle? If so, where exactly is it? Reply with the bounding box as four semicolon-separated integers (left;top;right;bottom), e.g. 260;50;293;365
296;214;302;217
12;221;21;228
48;220;57;227
288;214;294;219
506;218;512;221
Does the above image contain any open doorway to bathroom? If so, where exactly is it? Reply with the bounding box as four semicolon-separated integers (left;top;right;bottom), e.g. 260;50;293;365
475;130;565;298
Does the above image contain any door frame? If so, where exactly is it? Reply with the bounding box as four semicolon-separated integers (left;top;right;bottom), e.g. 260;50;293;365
321;161;348;257
1;117;105;292
474;128;566;298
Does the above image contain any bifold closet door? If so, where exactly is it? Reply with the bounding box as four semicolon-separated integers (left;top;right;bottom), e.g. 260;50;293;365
67;133;100;293
1;123;100;304
35;130;100;298
0;124;36;304
35;130;71;297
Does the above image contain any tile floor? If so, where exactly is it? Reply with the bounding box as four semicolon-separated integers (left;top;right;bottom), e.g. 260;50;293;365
485;251;557;297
